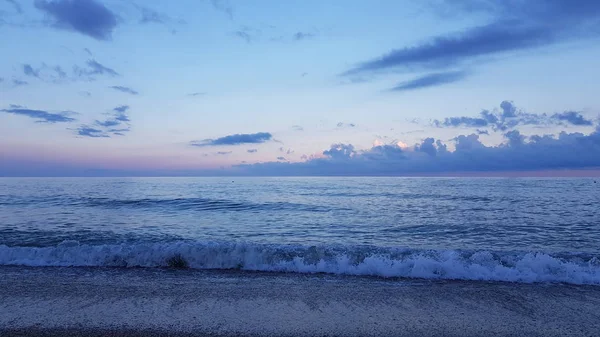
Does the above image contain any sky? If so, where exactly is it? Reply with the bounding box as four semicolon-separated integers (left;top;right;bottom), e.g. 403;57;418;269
1;0;599;176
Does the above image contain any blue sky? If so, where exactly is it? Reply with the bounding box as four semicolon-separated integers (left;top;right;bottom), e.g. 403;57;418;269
1;0;599;176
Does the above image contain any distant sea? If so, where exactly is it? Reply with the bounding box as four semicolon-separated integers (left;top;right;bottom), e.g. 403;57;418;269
1;177;599;284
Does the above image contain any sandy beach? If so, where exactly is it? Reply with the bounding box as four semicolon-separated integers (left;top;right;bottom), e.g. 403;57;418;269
1;266;600;336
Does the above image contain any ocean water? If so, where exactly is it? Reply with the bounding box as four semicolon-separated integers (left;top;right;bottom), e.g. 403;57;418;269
1;177;599;284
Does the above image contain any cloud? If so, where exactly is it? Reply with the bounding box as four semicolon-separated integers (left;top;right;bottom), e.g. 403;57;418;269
433;100;594;131
210;0;233;20
92;105;131;136
4;0;22;14
239;126;600;175
17;60;117;83
95;119;120;127
77;126;109;138
132;3;185;28
277;156;287;161
390;70;468;91
435;116;489;128
75;59;119;78
138;6;168;24
22;64;41;78
86;59;118;76
217;151;232;155
188;92;206;97
247;149;258;153
113;105;130;117
322;143;356;159
552;111;593;126
293;32;315;41
476;129;489;135
341;1;600;88
1;106;76;123
279;147;294;155
291;125;304;131
233;26;316;44
344;22;555;76
233;30;252;43
109;86;139;95
84;48;93;56
337;122;356;128
12;79;28;86
34;0;119;41
190;132;273;147
53;66;67;79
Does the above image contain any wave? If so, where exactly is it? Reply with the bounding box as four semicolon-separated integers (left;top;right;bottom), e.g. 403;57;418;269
1;241;599;285
0;195;339;213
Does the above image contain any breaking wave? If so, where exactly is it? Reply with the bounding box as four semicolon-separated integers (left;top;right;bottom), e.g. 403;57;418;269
1;241;599;285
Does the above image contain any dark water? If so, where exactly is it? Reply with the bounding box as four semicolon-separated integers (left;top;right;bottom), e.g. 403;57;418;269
1;177;599;284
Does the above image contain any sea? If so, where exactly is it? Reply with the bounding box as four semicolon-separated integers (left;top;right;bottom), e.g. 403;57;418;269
1;177;600;285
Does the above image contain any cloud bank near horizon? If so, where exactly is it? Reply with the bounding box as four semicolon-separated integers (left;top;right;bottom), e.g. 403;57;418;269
236;126;600;176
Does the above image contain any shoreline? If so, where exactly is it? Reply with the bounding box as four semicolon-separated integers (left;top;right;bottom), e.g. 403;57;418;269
2;266;600;336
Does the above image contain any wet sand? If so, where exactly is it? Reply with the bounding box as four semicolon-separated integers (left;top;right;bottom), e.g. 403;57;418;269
1;266;600;336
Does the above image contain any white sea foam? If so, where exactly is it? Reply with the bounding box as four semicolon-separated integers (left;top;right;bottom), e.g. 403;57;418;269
1;241;599;285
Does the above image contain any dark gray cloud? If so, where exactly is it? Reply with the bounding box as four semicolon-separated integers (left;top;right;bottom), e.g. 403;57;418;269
344;1;600;76
247;149;258;153
552;111;594;126
391;71;468;92
17;60;117;83
190;132;273;147
293;32;315;41
476;129;490;135
414;137;437;156
76;59;119;78
433;100;594;131
435;116;489;128
109;86;139;95
95;119;120;127
277;156;287;161
34;0;119;41
93;105;131;136
77;126;109;138
1;106;76;123
5;0;22;14
239;126;600;175
337;122;356;128
344;22;554;76
341;1;600;91
113;105;130;118
22;64;41;78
